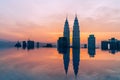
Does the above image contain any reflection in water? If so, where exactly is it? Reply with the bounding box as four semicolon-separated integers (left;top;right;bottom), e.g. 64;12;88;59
102;49;119;54
1;48;120;80
109;49;118;54
63;49;70;75
57;48;80;76
88;48;96;58
72;49;80;76
57;48;70;75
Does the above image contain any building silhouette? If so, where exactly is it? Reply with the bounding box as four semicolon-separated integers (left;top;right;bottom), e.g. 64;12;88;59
36;42;40;48
81;44;87;48
57;37;68;48
63;17;70;47
27;40;35;50
84;44;87;48
109;38;118;50
72;15;80;48
88;35;96;57
101;41;109;50
44;43;53;48
88;34;96;49
15;41;21;48
101;38;120;54
117;41;120;51
22;41;27;49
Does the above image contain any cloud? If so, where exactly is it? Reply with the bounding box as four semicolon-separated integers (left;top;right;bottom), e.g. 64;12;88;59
80;6;120;32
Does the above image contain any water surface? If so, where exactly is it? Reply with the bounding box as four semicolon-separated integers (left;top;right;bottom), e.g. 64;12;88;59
0;48;120;80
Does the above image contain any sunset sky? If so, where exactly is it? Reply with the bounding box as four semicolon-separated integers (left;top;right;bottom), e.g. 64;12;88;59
0;0;120;44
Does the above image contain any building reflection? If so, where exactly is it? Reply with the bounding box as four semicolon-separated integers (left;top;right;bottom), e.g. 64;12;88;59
101;37;120;54
72;48;80;76
57;48;80;76
57;48;70;75
109;49;118;54
88;48;96;58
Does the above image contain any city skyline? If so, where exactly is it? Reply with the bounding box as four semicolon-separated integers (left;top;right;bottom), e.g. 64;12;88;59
1;0;120;44
1;1;120;80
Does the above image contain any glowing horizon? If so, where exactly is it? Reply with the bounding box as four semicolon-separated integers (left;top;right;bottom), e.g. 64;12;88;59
0;0;120;44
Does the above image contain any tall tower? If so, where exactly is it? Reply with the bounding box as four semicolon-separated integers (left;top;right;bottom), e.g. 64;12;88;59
72;15;80;48
63;17;70;47
88;34;96;49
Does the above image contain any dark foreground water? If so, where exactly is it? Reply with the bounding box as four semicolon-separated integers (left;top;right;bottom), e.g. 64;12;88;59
0;48;120;80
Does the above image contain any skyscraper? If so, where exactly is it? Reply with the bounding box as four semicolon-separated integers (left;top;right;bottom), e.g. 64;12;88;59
101;41;109;50
88;34;96;49
57;37;68;48
72;15;80;48
63;17;70;47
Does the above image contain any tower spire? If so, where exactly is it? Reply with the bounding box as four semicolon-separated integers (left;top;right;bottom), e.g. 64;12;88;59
75;13;78;21
72;15;80;48
64;17;70;47
65;16;68;23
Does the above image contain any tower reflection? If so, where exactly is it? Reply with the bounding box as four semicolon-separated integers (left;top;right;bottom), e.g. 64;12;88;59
72;48;80;76
88;48;96;58
63;48;70;75
57;48;80;76
57;48;70;75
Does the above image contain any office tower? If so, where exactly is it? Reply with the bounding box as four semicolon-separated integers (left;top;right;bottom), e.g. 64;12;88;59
27;40;35;50
109;38;118;50
72;15;80;48
57;37;68;48
117;41;120;51
63;18;70;47
44;43;53;47
22;41;26;49
83;44;87;48
88;34;96;49
15;41;21;48
101;41;109;50
36;42;40;48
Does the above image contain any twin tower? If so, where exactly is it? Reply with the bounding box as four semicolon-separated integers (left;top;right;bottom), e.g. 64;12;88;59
64;16;80;48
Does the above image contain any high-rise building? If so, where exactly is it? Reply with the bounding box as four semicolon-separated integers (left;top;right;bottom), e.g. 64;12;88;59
15;41;21;48
72;15;80;48
63;18;70;47
57;37;68;48
101;41;109;50
27;40;35;50
22;41;26;49
88;34;96;49
109;38;118;50
36;42;40;48
117;41;120;51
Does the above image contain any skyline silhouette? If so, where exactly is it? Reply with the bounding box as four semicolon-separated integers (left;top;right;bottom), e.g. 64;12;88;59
1;0;120;43
0;1;120;80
